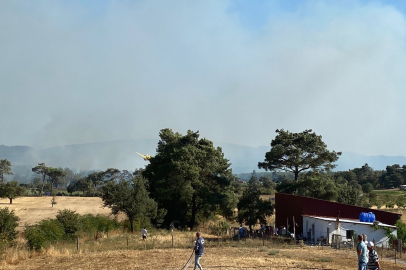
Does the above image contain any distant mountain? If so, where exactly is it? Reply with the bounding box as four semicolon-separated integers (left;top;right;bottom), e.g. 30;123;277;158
1;141;406;179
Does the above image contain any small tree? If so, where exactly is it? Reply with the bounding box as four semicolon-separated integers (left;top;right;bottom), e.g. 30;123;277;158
259;129;341;181
67;182;76;195
32;163;49;196
51;196;57;207
0;207;20;243
0;159;13;183
47;168;66;194
0;181;26;204
237;177;274;232
100;174;161;232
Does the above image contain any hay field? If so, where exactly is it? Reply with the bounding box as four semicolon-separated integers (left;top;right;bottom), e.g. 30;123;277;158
1;245;405;270
0;197;111;228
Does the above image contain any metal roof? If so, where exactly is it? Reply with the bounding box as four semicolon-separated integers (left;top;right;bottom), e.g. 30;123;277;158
275;193;401;231
305;215;397;229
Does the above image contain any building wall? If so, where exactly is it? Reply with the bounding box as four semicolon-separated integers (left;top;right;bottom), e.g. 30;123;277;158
303;216;397;247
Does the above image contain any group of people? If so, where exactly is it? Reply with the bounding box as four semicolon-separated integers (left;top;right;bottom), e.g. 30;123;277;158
357;233;381;270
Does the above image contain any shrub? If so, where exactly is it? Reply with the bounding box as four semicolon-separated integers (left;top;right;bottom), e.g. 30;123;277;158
24;219;65;250
0;207;20;243
120;219;141;232
25;226;47;251
268;250;279;256
79;214;117;236
56;209;80;238
24;219;64;250
37;219;64;241
209;221;230;235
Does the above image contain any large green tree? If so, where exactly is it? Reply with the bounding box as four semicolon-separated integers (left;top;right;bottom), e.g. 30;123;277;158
47;168;67;194
0;159;13;183
143;129;237;229
299;173;339;201
237;176;274;232
100;174;161;232
0;181;26;204
258;129;341;181
32;163;49;196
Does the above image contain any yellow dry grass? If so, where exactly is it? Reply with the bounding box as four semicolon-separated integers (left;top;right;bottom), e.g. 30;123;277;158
0;197;112;229
1;245;405;270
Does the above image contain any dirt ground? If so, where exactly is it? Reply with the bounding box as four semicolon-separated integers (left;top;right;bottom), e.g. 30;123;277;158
0;197;112;229
1;246;405;270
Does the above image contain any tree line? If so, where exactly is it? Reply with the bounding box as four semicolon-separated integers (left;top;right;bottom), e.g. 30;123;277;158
0;128;405;233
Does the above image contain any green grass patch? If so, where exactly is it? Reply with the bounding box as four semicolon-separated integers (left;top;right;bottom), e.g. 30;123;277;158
374;189;405;196
318;257;332;262
268;250;279;256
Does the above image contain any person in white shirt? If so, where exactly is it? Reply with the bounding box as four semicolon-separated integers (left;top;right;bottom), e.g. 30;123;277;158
141;227;147;241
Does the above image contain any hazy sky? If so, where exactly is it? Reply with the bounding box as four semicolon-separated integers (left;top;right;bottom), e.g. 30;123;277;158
1;0;406;156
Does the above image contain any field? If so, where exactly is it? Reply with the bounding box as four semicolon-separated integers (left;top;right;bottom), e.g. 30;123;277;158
0;197;113;229
1;242;405;270
1;195;405;269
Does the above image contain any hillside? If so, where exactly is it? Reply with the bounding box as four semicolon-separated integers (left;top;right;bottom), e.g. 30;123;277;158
1;141;406;178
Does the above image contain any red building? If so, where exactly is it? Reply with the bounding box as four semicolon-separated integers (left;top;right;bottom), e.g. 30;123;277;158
275;193;401;233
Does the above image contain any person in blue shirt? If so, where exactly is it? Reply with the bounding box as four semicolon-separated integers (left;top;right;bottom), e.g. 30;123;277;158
193;232;204;270
239;225;244;239
357;235;368;270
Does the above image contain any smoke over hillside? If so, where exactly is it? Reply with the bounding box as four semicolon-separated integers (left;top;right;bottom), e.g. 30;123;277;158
2;141;406;183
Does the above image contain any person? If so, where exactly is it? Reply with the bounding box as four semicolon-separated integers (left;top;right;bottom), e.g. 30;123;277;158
281;226;286;236
274;227;279;236
357;235;368;270
141;227;147;241
363;234;368;245
193;232;204;270
362;234;369;256
307;230;311;240
239;225;244;239
367;241;381;270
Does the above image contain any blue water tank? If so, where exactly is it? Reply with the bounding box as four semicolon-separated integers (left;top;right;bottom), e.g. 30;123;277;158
368;212;375;223
359;212;367;222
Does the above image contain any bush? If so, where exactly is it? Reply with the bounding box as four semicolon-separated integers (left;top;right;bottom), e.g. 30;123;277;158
209;220;230;235
24;219;64;250
0;207;20;243
37;219;64;241
120;219;141;233
79;214;117;236
25;226;47;251
56;209;80;238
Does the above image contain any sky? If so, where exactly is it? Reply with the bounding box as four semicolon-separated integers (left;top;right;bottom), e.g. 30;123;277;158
1;0;406;156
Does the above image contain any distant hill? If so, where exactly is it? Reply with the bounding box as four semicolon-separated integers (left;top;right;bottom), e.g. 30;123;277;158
1;141;406;180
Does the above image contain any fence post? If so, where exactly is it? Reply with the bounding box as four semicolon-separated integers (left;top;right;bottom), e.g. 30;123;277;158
262;232;264;246
127;236;129;248
394;249;396;264
76;237;79;251
172;235;174;248
381;244;383;261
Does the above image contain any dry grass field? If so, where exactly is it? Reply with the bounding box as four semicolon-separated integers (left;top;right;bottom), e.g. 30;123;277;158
1;245;405;270
0;197;112;229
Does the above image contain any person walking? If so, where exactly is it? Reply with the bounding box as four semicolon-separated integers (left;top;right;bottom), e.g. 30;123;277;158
193;232;204;270
367;242;381;270
357;235;368;270
141;227;147;241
